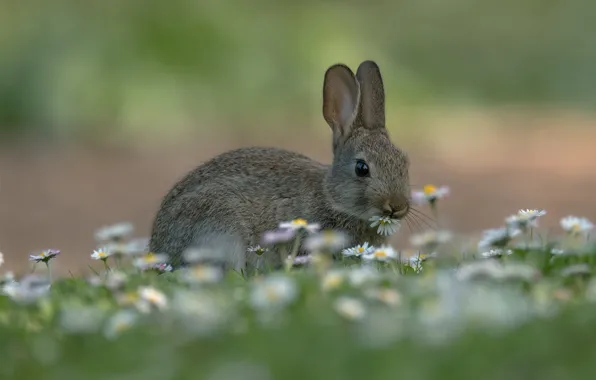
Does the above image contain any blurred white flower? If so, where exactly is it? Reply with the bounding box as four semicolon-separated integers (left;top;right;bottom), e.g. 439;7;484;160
362;245;398;262
279;218;320;233
505;209;546;230
479;248;513;258
477;227;521;250
560;264;591;277
249;274;298;311
95;222;134;243
133;252;169;270
104;271;128;291
364;288;402;307
457;261;539;282
320;270;345;292
560;216;594;236
334;297;366;321
347;266;380;287
304;230;348;252
369;216;401;236
171;290;232;337
410;230;452;251
103;309;139;340
136;286;168;313
123;237;150;256
2;274;51;304
181;264;224;285
59;304;106;334
411;185;449;205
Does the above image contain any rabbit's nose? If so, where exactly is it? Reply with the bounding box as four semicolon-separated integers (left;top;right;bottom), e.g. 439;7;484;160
383;196;410;219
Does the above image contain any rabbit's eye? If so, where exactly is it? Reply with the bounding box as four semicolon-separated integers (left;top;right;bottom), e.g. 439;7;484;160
355;160;370;177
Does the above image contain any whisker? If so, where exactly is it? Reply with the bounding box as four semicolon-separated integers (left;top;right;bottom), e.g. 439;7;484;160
410;208;437;228
405;214;425;233
410;207;436;223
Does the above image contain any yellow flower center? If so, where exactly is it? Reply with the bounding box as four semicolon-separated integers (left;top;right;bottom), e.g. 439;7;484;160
323;274;343;289
97;251;106;258
114;322;132;333
143;253;158;263
375;250;387;258
146;294;162;304
423;185;437;195
357;247;365;253
264;286;280;301
292;218;308;226
571;224;581;232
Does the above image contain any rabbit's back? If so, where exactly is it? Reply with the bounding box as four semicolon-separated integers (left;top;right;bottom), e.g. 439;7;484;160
149;147;329;267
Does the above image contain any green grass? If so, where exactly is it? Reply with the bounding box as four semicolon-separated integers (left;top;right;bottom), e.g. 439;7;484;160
2;211;596;379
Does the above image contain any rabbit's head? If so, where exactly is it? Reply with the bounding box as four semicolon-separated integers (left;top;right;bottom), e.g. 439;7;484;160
322;60;410;222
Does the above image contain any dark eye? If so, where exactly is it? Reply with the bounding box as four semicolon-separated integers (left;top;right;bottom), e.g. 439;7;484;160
354;160;370;177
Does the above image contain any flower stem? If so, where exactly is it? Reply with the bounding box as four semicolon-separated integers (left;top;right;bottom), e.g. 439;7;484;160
285;233;303;272
45;261;52;284
430;203;441;228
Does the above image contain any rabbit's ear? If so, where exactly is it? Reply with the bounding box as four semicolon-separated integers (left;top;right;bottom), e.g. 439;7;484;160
323;64;361;145
355;60;385;130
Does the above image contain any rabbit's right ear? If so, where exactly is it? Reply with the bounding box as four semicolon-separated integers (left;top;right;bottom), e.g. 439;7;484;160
323;64;361;147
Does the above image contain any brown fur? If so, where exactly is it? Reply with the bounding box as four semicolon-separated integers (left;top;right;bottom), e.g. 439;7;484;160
149;60;411;271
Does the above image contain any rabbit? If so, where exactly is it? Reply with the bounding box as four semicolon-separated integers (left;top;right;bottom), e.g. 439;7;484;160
148;60;411;271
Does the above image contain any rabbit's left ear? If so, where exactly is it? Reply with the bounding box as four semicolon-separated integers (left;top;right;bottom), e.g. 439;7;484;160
355;61;385;130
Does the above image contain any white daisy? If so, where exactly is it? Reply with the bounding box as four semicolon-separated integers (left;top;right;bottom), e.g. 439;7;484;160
279;218;320;233
477;227;521;250
91;246;112;261
247;245;268;256
362;245;398;262
407;253;427;273
506;209;547;230
411;185;449;205
410;230;452;251
304;230;348;252
29;249;60;263
249;274;298;311
137;286;168;313
342;242;374;258
560;216;594;236
333;296;366;321
369;216;401;236
95;222;134;243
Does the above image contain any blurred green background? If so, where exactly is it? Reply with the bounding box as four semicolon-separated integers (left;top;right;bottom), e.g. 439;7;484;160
2;0;596;140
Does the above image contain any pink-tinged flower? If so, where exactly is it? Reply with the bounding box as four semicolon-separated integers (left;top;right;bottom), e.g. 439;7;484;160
29;249;60;263
261;228;297;245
